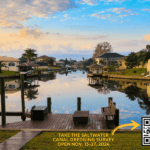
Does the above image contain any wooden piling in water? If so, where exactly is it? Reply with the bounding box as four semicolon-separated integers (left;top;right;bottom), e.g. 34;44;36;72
77;97;81;111
0;77;6;126
115;109;119;127
108;97;113;105
47;97;52;113
20;73;26;121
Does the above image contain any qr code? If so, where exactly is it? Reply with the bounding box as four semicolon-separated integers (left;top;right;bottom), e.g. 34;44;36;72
142;117;150;146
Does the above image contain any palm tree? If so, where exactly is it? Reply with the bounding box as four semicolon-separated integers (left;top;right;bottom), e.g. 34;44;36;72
0;61;7;73
21;48;38;63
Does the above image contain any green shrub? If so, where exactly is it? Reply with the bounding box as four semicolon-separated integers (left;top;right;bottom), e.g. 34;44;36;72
107;66;116;72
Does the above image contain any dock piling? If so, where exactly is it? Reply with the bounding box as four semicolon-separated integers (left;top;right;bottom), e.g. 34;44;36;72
0;77;6;126
77;97;81;111
47;97;52;113
20;73;26;121
115;109;119;127
108;97;113;106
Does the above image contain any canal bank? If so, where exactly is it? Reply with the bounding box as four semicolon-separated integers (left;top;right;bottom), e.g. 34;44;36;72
102;74;150;80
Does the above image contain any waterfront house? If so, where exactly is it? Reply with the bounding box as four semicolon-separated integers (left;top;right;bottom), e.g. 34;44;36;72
95;53;125;67
0;56;20;71
56;61;65;67
117;50;148;70
36;55;56;66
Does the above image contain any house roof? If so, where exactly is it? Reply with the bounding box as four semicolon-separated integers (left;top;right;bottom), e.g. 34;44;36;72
0;56;19;61
16;62;39;67
116;56;127;61
96;53;125;58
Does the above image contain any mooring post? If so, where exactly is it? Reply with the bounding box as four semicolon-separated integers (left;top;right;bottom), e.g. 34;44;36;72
77;97;81;111
113;102;116;106
108;97;113;106
115;109;119;127
20;72;26;121
47;97;52;113
0;77;6;126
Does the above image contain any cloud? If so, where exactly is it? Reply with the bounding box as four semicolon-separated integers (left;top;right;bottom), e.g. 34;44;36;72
63;14;68;17
90;14;107;19
75;35;109;40
76;0;98;5
9;28;44;39
118;13;139;18
144;34;150;41
108;8;133;14
114;39;150;52
81;15;85;17
143;9;150;11
99;11;105;13
0;0;76;28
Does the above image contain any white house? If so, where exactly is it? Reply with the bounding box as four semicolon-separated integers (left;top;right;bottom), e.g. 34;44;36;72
0;56;20;71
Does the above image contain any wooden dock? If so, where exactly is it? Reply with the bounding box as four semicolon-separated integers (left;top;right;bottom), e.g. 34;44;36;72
0;113;112;130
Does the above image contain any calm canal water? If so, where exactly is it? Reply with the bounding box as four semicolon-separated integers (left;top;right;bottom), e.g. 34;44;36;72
1;69;150;129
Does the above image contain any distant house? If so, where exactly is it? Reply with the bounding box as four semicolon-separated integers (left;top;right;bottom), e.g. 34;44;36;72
36;55;56;66
95;53;125;67
56;61;65;67
0;56;20;71
117;50;148;70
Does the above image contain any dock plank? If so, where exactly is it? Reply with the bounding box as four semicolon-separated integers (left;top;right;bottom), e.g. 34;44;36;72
0;114;109;130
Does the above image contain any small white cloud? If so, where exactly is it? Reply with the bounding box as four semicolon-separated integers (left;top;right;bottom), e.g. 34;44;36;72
99;11;105;13
81;15;85;17
53;16;57;18
143;9;150;11
63;14;68;17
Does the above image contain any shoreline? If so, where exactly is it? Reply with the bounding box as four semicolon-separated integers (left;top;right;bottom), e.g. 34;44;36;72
102;74;150;80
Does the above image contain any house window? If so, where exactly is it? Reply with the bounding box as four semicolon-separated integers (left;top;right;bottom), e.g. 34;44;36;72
8;62;15;66
8;85;15;89
120;62;122;66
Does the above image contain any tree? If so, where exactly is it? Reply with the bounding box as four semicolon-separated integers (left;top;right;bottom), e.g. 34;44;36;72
125;52;138;69
42;57;54;66
139;45;150;70
99;60;104;65
21;48;38;63
82;57;85;61
65;58;68;65
92;42;113;60
0;61;7;73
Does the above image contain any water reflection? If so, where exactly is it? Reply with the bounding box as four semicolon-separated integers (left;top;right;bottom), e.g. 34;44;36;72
125;84;141;101
1;70;150;128
40;72;56;82
88;77;150;115
25;88;38;100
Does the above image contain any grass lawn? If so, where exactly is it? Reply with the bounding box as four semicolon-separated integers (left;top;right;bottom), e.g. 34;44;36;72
107;68;147;77
19;131;148;150
0;130;20;143
0;70;19;76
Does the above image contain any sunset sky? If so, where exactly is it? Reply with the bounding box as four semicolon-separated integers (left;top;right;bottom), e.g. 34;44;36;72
0;0;150;60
